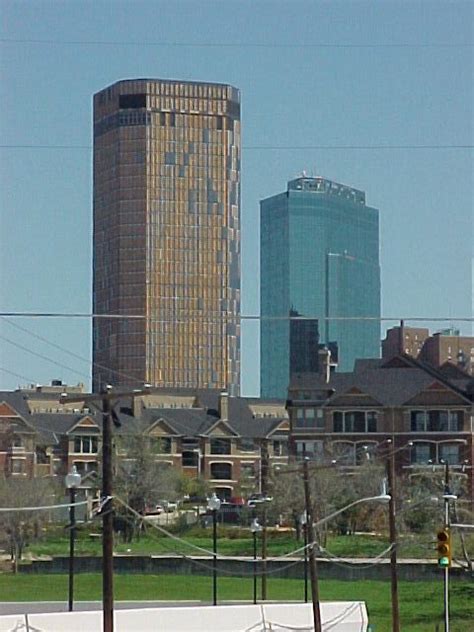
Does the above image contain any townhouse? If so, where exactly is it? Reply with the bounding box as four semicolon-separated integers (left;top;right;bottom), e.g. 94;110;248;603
287;353;474;503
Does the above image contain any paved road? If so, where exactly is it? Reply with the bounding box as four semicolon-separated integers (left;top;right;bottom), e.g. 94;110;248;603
0;600;281;616
0;601;204;615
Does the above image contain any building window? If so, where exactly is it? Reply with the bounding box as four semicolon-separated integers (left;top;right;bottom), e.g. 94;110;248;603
215;487;232;501
11;459;25;474
439;444;461;465
210;438;231;455
294;407;325;429
150;437;172;454
210;462;232;480
411;443;433;464
36;447;48;464
295;440;324;461
12;435;24;448
355;442;378;465
331;442;356;466
410;410;463;432
240;463;255;479
333;411;378;433
182;451;199;467
273;440;288;457
239;438;256;452
74;461;98;476
73;436;98;454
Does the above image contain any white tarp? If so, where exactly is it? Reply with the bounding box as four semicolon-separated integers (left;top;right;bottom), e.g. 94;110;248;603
0;602;368;631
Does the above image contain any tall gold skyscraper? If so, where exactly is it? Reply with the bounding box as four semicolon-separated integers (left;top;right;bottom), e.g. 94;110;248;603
92;79;241;394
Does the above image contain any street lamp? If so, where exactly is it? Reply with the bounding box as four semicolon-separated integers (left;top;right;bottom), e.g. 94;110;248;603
441;461;457;632
207;492;221;605
300;511;308;603
65;465;82;612
250;518;262;604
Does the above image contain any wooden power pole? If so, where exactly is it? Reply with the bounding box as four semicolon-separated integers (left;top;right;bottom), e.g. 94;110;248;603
60;384;149;632
387;447;400;632
303;457;323;632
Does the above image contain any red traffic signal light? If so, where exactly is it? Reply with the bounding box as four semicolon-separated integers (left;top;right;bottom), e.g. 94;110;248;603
436;528;451;568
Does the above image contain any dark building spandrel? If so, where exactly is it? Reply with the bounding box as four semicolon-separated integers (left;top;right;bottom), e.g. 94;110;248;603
261;176;381;398
93;79;241;394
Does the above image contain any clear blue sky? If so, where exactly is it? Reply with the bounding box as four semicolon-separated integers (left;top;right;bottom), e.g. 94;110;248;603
0;0;472;395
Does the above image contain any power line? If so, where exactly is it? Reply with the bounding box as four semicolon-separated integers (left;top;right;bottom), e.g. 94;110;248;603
0;334;90;381
0;312;473;322
0;143;472;151
0;366;39;384
0;38;471;49
1;317;143;386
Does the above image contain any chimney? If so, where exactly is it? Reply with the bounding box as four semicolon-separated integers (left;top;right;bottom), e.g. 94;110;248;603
398;320;405;355
218;391;229;420
133;395;144;418
318;347;331;384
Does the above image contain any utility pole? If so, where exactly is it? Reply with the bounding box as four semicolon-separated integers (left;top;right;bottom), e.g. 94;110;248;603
60;384;150;632
101;389;114;632
387;447;400;632
303;457;322;632
260;440;268;601
275;459;336;632
442;462;456;632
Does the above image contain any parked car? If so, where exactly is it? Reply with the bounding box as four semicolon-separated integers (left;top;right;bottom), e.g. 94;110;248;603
145;504;164;515
247;494;273;508
200;502;245;526
159;500;178;513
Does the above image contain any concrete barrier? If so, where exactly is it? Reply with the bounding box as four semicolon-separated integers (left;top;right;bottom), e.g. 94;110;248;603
18;554;473;582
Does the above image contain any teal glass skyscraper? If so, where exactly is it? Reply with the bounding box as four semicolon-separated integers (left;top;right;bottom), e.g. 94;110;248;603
260;176;380;398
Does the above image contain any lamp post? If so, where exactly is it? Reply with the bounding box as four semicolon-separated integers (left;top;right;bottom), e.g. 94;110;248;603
300;510;308;603
65;465;82;612
250;518;262;604
441;461;457;632
207;492;221;605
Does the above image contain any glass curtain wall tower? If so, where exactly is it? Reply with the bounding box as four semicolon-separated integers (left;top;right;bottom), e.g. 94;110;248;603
260;176;380;398
93;79;241;394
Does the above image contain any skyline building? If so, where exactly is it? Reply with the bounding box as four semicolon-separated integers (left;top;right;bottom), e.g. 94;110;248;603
93;79;241;394
260;175;381;398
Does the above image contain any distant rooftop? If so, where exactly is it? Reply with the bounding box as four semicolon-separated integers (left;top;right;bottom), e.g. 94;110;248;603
287;176;366;204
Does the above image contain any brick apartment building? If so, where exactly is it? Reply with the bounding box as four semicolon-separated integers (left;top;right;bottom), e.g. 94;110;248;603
2;353;473;506
0;384;289;501
287;352;474;503
382;325;474;375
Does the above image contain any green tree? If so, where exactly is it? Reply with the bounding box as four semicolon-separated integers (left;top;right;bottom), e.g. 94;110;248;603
114;434;182;541
0;477;59;572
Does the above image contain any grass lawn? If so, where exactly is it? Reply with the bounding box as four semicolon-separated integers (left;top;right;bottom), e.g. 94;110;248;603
26;527;441;559
1;573;473;632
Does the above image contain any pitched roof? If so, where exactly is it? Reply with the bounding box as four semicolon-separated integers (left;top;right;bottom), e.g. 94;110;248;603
290;355;472;407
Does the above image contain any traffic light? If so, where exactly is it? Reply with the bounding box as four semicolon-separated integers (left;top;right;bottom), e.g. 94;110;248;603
436;528;452;568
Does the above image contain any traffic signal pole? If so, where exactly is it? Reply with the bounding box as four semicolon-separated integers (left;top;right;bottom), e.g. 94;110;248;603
386;449;400;632
443;463;450;632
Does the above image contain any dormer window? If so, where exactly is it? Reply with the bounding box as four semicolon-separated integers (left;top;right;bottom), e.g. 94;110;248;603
333;411;377;433
210;438;231;455
73;436;98;454
150;437;172;454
